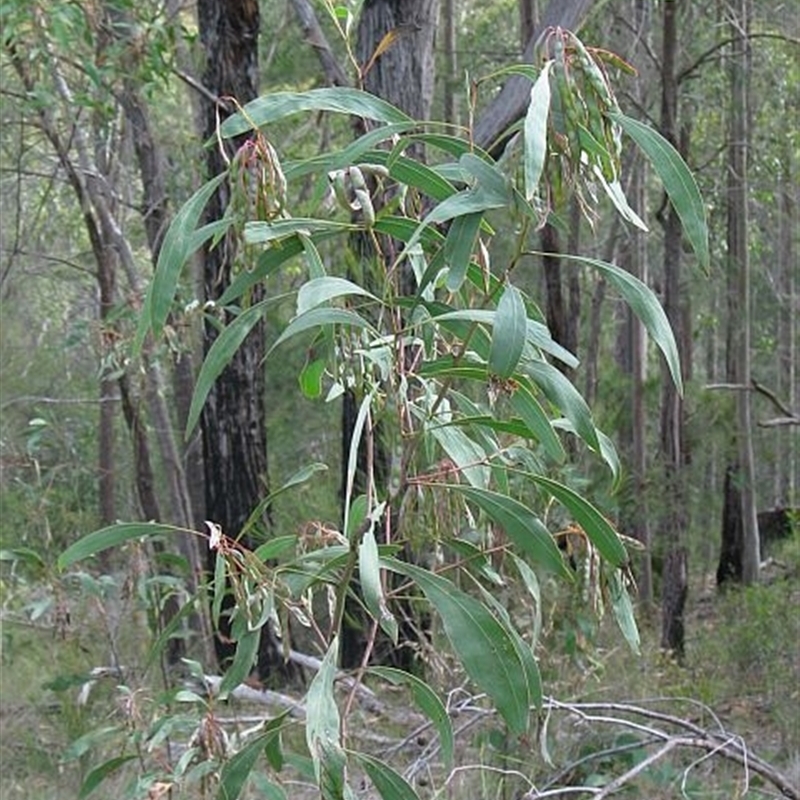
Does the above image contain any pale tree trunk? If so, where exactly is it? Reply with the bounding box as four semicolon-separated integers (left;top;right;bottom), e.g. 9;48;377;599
617;153;653;605
98;250;117;530
622;0;653;605
727;0;760;584
774;156;798;505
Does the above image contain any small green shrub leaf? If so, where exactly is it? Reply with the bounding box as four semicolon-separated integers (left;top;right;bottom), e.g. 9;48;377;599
489;283;527;378
300;358;326;399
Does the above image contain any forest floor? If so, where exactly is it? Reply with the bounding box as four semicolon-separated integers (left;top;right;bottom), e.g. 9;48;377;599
0;539;798;800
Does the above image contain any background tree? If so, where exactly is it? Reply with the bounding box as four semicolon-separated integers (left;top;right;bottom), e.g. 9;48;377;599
196;0;296;682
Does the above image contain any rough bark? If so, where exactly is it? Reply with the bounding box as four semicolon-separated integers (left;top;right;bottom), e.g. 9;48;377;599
442;0;458;124
660;547;687;659
197;0;294;684
540;219;579;389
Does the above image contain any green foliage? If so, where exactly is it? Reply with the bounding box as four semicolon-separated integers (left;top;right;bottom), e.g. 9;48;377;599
51;32;714;799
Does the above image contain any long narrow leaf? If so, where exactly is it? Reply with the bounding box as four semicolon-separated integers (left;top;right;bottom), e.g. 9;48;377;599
297;277;378;316
79;755;138;799
355;753;419;800
448;485;570;578
359;529;398;643
305;638;345;794
509;383;566;463
217;718;287;800
268;307;374;357
220;88;413;139
523;361;600;453
385;559;535;734
489;283;527;378
245;218;357;245
368;667;454;767
58;523;179;570
556;252;683;394
529;475;628;566
429;423;490;489
149;173;227;340
218;628;261;697
524;61;552;200
187;302;268;436
611;112;709;272
444;212;482;292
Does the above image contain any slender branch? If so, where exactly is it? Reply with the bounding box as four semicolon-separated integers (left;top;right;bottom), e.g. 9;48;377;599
678;31;800;83
172;65;229;109
759;416;800;428
289;0;351;87
594;739;679;798
751;378;795;418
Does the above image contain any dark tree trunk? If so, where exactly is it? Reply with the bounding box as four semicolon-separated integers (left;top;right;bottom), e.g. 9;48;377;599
197;0;293;684
338;0;440;671
717;464;743;585
657;0;690;654
660;547;687;659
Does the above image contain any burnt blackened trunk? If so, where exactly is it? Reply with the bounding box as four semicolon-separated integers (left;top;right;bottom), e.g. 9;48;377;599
660;547;688;659
197;0;294;684
717;464;744;585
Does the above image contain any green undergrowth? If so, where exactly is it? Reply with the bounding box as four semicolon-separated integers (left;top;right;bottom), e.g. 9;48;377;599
1;538;798;799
